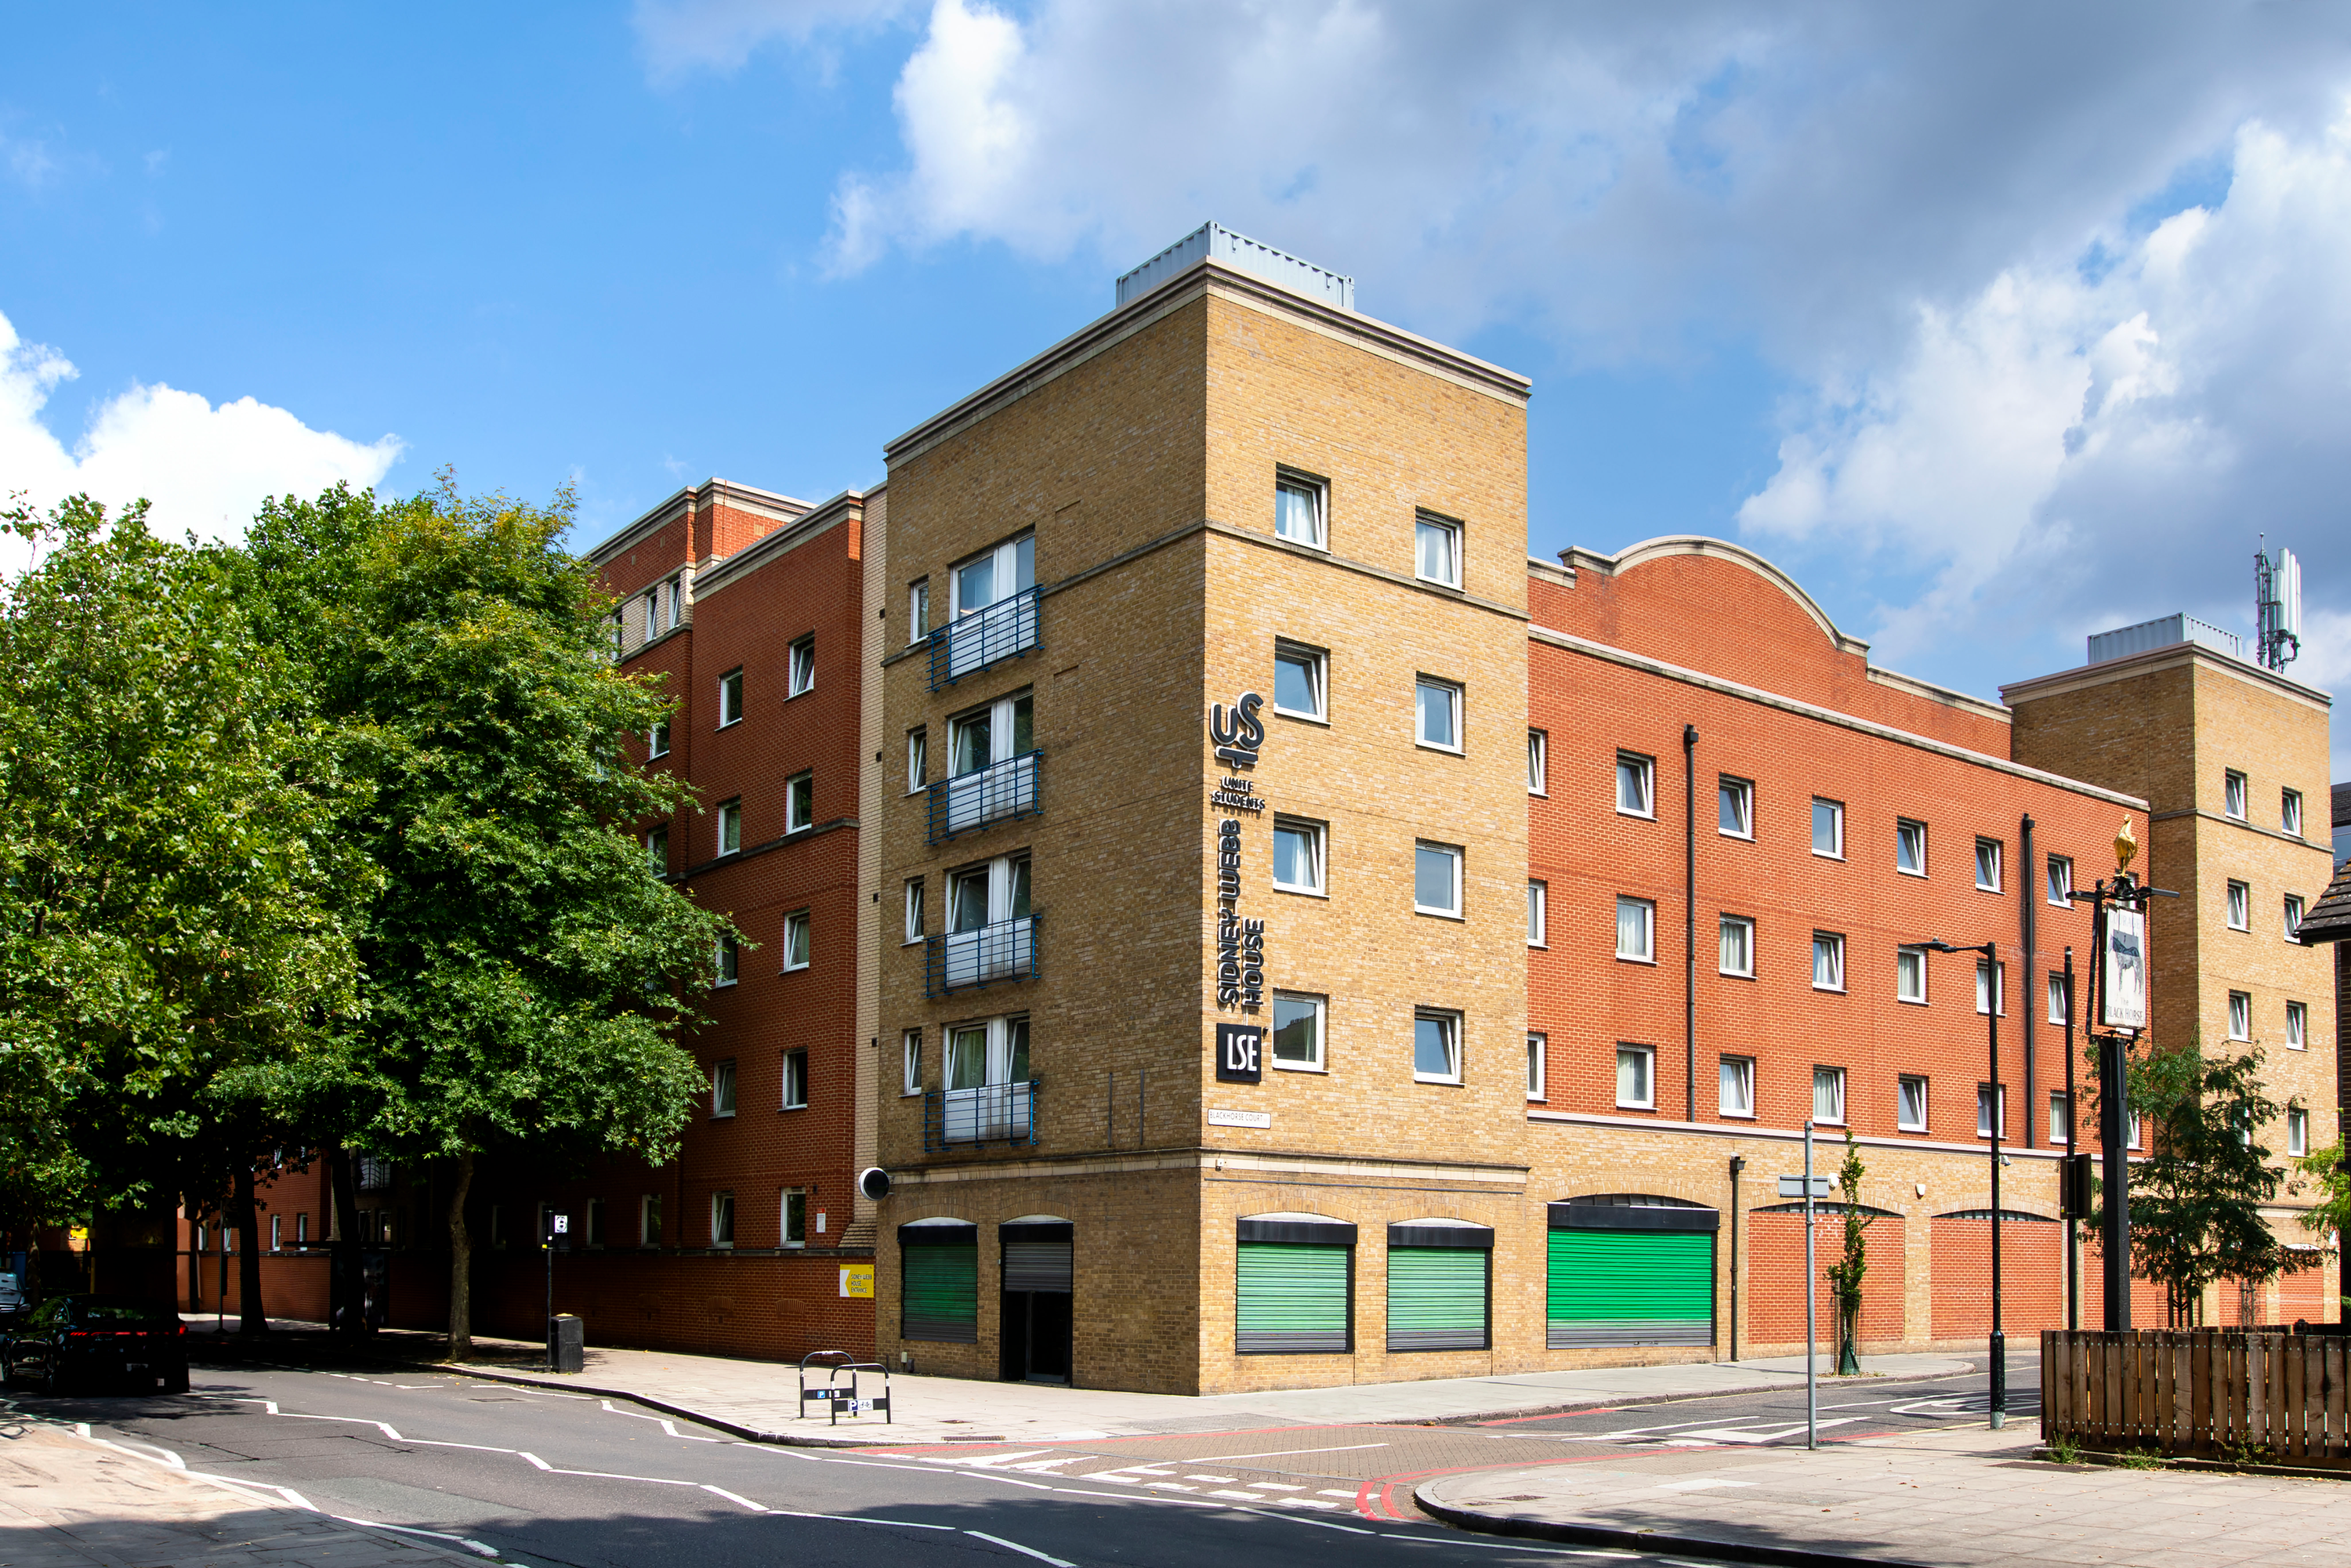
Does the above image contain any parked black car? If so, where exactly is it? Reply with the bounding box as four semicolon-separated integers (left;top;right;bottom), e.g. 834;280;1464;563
1;1295;189;1394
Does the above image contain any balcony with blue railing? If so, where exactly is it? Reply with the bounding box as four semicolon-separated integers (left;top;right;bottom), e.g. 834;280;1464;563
925;914;1041;999
928;586;1041;690
923;1078;1040;1153
927;750;1042;845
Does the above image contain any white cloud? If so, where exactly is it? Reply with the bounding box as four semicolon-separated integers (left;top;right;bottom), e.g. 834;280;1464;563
1738;107;2351;714
0;309;403;562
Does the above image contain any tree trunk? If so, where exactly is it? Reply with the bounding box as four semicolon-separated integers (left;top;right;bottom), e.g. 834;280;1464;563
447;1151;474;1360
232;1165;267;1335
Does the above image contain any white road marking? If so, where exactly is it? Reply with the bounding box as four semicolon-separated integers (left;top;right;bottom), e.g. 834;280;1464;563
597;1401;723;1442
1144;1481;1198;1492
1187;1473;1239;1482
1248;1481;1303;1490
1318;1490;1358;1498
520;1452;552;1469
1186;1441;1389;1462
1674;1420;1862;1445
965;1527;1078;1567
1006;1457;1081;1471
1209;1490;1262;1500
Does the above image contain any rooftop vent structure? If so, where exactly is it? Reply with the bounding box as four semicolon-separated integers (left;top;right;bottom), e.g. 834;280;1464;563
2086;613;2244;666
1115;223;1353;312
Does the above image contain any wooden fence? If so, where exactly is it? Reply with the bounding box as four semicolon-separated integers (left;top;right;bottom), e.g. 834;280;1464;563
2042;1329;2349;1465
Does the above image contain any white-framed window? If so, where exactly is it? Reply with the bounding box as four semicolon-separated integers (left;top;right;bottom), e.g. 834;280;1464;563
1812;798;1845;858
2048;971;2071;1026
2288;999;2308;1049
712;1059;737;1117
781;1189;809;1248
781;911;810;972
1975;960;2005;1016
295;1213;309;1247
951;690;1035;778
1527;1033;1546;1101
2049;1091;2070;1146
1899;1074;1929;1132
1617;753;1655;818
948;852;1031;938
1415;675;1462;751
646;827;668;876
1273;993;1325;1072
2128;1107;2143;1150
1896;819;1928;876
904;878;925;944
1415;841;1463;918
2284;788;2305;838
906;728;928;794
1813;1065;1846;1124
788;635;815;697
642;587;660;646
1273;640;1328;721
1273;817;1327;896
1896;946;1928;1004
950;531;1036;620
1617;896;1656;962
718;668;744;727
2047;853;2073;907
716;800;742;856
1975;838;2003;892
907;578;931;643
715;935;738;987
1719;1056;1755;1117
1415;512;1462;588
2286;893;2306;940
610;610;624;658
2224;769;2248;820
585;1198;604;1249
1719;914;1755;978
901;1030;922;1095
2227;879;2250;930
639;1193;662;1248
787;772;813;834
1617;1044;1655;1110
710;1191;735;1249
1719;777;1753;838
2289;1106;2310;1158
649;719;670;759
1273;470;1327;549
1812;932;1846;991
270;1214;282;1252
1414;1009;1463;1085
1976;1085;2008;1139
781;1048;808;1110
2228;989;2251;1041
1527;881;1547;947
1527;730;1548;795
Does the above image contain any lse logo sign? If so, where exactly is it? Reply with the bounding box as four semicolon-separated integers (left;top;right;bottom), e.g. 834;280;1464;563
1216;1023;1262;1084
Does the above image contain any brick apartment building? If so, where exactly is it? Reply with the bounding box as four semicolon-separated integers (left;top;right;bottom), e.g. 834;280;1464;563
171;226;2338;1384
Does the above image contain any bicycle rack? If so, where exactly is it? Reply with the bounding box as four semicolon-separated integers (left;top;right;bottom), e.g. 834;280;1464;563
824;1362;892;1425
797;1350;857;1419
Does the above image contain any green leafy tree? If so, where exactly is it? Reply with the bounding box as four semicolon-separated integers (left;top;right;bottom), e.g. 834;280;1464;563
2292;1141;2351;1311
2089;1042;2321;1324
234;479;733;1355
0;494;366;1320
1825;1133;1871;1374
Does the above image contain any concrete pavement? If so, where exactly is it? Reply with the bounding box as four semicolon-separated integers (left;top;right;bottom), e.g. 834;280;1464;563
0;1418;490;1568
1418;1421;2351;1568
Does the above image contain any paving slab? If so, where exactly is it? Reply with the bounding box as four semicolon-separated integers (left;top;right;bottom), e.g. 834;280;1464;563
0;1419;487;1568
1418;1423;2351;1568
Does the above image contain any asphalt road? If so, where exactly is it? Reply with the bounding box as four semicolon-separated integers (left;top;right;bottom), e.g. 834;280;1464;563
5;1354;2023;1568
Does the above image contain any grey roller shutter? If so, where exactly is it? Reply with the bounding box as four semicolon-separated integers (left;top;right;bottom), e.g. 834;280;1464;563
1003;1241;1072;1293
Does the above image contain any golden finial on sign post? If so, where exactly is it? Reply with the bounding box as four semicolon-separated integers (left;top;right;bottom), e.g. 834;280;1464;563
2114;815;2138;876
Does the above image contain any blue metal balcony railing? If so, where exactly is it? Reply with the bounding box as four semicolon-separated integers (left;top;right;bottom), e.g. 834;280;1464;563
924;1079;1041;1153
928;586;1041;690
925;914;1041;998
926;750;1042;845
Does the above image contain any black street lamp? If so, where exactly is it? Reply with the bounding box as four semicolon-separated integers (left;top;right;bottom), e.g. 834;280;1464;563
1920;936;2007;1429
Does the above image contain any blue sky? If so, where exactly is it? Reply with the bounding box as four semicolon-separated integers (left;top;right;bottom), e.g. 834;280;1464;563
8;3;2351;749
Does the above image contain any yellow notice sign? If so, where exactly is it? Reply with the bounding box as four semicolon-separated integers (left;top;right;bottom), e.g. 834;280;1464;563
839;1264;875;1298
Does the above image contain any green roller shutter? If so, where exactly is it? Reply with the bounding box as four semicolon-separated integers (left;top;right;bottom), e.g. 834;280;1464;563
903;1236;978;1342
1386;1248;1488;1351
1547;1228;1713;1348
1237;1242;1350;1353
